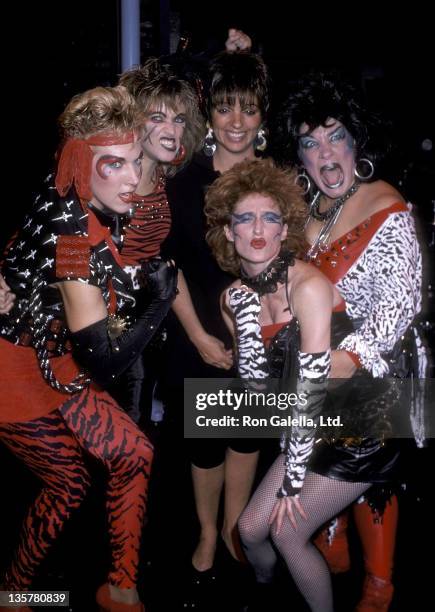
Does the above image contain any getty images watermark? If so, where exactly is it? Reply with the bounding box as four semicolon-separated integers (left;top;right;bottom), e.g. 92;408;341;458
194;388;341;429
183;377;435;441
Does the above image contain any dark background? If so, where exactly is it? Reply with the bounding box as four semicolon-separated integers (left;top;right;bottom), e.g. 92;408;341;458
0;3;433;609
2;0;433;247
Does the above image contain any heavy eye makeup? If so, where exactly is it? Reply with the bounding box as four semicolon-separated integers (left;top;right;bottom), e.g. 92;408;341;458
262;212;283;224
298;135;318;150
96;155;124;179
329;126;347;143
148;111;186;125
231;211;283;226
148;112;165;123
232;212;255;225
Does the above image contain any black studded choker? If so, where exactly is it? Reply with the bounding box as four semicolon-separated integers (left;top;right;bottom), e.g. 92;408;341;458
240;250;295;297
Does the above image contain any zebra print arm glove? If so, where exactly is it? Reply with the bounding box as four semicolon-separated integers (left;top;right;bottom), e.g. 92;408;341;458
228;288;269;380
278;350;331;497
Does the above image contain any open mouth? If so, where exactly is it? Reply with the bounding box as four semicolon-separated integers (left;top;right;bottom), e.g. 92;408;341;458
119;192;135;204
250;238;266;249
226;131;246;142
160;138;177;152
320;163;344;189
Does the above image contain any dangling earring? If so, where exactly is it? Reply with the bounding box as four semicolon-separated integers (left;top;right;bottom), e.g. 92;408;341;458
203;122;216;157
354;157;375;180
254;128;267;152
295;169;311;195
170;144;186;166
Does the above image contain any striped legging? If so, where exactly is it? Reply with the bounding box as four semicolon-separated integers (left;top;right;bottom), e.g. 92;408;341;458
0;386;153;590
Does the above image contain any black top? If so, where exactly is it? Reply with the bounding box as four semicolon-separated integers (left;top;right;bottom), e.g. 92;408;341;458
0;175;135;356
161;152;236;387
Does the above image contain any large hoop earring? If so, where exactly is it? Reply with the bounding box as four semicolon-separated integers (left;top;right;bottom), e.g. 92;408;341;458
254;128;267;152
295;170;311;195
354;158;375;180
203;122;216;157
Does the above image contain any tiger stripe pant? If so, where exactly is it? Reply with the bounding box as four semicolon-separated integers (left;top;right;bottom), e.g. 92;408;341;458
0;386;153;590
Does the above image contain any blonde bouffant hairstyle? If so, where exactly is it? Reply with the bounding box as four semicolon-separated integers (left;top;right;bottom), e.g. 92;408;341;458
58;85;140;140
205;158;308;276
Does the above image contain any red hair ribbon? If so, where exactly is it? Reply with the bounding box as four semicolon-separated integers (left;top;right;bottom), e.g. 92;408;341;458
55;131;136;205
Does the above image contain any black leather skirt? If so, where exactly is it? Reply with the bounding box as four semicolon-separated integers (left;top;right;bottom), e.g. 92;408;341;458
307;311;403;483
308;364;401;483
309;437;400;483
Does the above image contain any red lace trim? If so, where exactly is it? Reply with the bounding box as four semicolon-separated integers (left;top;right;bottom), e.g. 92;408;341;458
56;235;90;279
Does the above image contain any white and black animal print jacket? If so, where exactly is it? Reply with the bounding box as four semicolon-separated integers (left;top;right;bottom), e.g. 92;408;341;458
336;208;425;378
229;288;331;497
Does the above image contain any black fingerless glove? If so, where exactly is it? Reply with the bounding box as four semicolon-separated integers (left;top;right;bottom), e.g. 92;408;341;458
70;258;177;388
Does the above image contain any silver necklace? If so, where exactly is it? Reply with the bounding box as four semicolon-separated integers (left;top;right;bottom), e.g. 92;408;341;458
310;180;360;221
306;181;360;260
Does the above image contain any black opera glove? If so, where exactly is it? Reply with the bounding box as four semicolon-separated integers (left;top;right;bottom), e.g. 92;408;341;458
140;256;179;301
70;258;178;389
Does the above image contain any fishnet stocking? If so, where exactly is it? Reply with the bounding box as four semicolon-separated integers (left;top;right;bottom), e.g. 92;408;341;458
239;453;370;611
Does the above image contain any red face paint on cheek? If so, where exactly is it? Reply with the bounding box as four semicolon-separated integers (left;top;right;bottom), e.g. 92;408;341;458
96;156;120;179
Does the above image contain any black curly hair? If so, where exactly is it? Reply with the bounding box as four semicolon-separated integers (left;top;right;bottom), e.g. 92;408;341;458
274;72;391;178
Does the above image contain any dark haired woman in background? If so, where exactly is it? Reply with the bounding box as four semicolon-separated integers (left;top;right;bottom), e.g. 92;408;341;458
162;49;270;581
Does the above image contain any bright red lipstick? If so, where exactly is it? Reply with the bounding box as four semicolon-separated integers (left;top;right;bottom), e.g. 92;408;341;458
119;193;135;204
250;238;266;249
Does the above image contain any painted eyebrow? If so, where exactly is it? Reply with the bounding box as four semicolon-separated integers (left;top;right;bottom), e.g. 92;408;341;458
231;211;283;223
262;212;283;222
148;110;186;119
327;125;345;137
298;132;316;142
232;212;255;223
97;155;125;163
298;122;342;140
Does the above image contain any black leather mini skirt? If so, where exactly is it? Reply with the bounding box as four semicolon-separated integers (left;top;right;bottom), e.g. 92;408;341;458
309;437;400;483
